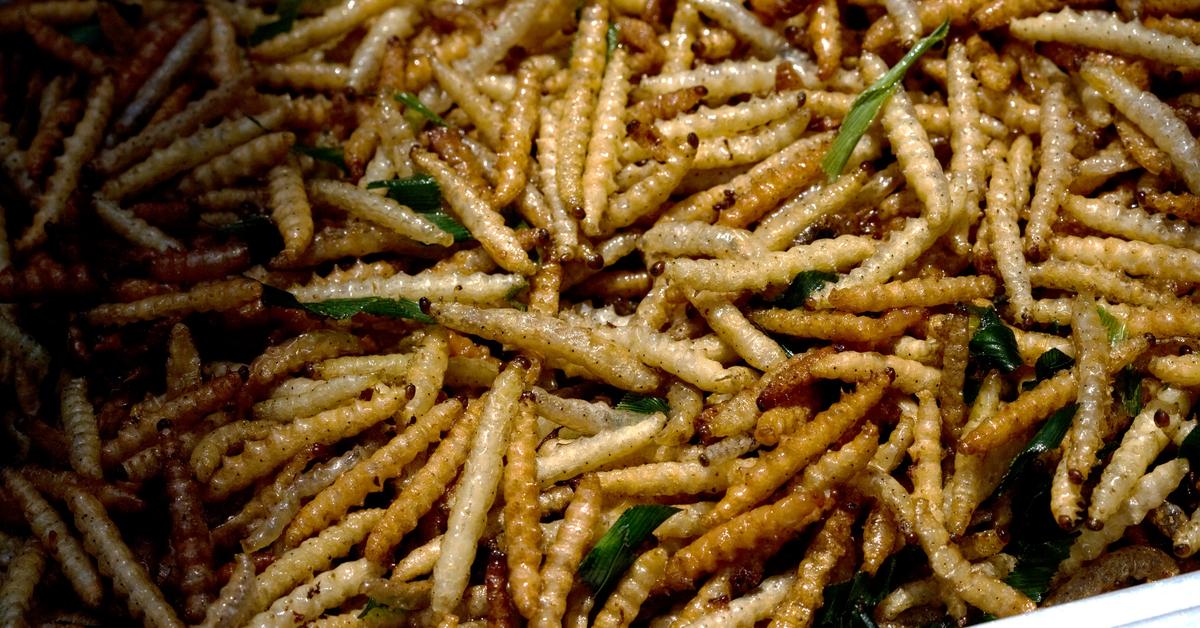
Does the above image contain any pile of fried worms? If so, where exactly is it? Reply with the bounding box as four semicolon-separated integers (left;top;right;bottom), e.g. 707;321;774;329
1;0;1200;626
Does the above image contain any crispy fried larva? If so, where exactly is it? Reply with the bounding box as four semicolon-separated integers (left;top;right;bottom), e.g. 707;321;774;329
987;143;1034;319
556;1;609;219
505;398;543;620
826;276;996;313
768;507;854;628
668;491;823;590
191;420;275;483
494;56;551;208
594;461;731;496
250;0;392;60
603;137;696;232
636;58;784;103
592;546;667;628
196;552;255;628
862;502;903;576
664;235;875;292
1050;235;1200;283
1089;387;1191;528
256;61;349;91
412;148;536;273
944;373;1007;536
246;509;384;618
113;20;208;136
1013;9;1200;68
1;469;102;607
1059;459;1190;577
0;538;45;628
688;291;787;371
20;76;113;250
960;368;1075;454
708;132;833;228
1065;194;1200;251
1029;260;1180;307
1083;63;1200;194
307;178;453;247
712;373;890;525
65;486;183;628
536;414;667;485
206;386;403;499
179;131;295;195
365;400;482;564
94;195;184;252
60;376;101;480
1053;296;1111;528
348;7;416;94
102;372;244;466
94;76;245;176
587;322;755;393
433;59;503;148
100;109;284;201
456;0;543;75
914;499;1036;617
1148;354;1200;387
248;330;362;396
911;391;945;524
284;399;461;548
162;437;214;623
266;155;313;261
752;165;868;251
431;303;660;392
642;222;760;260
291;268;525;306
431;362;524;614
22;15;104;75
581;48;631;236
532;476;603;628
247;558;383;628
1025;81;1075;257
806;350;940;394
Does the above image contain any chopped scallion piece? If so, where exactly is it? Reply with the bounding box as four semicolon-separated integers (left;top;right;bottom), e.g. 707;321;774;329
580;505;678;598
820;20;950;179
394;91;448;127
614;393;669;415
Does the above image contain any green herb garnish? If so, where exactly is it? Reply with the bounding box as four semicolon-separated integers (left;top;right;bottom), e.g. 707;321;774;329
968;306;1021;374
1119;368;1144;417
1023;347;1074;390
1096;305;1126;344
369;175;470;240
1178;425;1200;468
394;91;448;127
614;393;669;415
366;175;441;212
292;144;347;173
1034;348;1074;381
995;404;1076;495
606;22;620;58
820;20;950;179
66;22;104;47
580;505;679;599
260;285;435;324
248;0;306;46
815;545;920;628
774;270;838;309
1096;305;1142;415
1004;532;1077;603
357;598;391;619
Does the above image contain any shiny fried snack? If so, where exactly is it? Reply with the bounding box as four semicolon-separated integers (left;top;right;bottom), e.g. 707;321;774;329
2;0;1200;626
